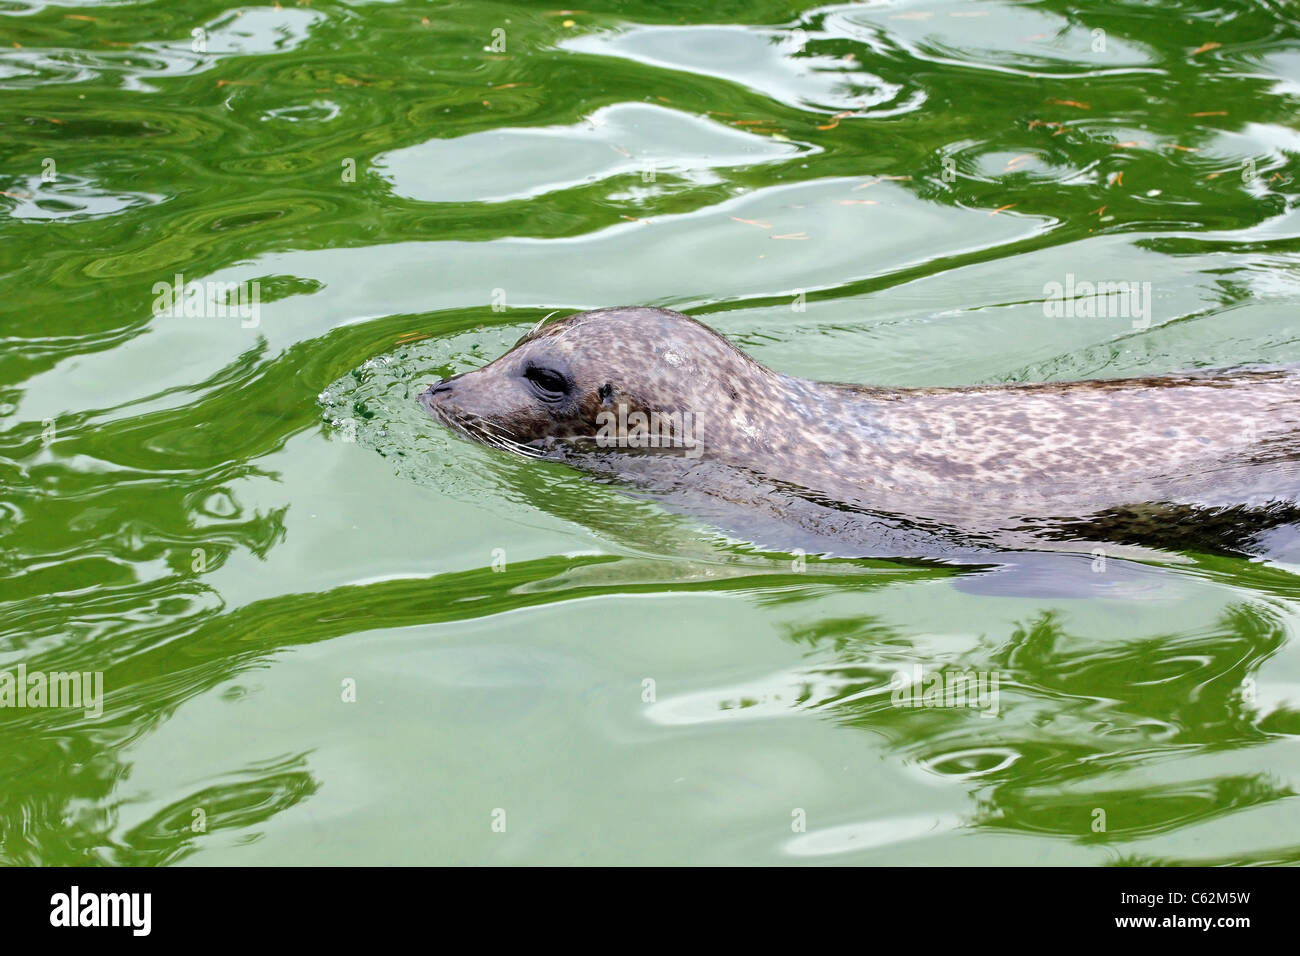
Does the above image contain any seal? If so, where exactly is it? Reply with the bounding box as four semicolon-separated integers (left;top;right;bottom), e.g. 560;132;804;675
419;306;1300;560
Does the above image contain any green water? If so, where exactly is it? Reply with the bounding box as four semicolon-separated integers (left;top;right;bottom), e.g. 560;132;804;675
3;0;1300;865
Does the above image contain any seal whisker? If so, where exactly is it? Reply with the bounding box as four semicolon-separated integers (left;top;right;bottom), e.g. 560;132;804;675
529;310;563;337
464;417;545;459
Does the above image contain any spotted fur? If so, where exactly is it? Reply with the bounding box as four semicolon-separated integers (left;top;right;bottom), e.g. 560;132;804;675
420;306;1300;558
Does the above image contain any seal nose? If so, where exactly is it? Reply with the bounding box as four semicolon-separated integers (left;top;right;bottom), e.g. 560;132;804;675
419;380;453;413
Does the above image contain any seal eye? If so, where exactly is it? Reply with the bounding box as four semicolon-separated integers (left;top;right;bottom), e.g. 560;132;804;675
524;364;568;400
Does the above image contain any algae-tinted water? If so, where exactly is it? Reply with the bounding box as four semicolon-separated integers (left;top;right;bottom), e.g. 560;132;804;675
2;0;1300;864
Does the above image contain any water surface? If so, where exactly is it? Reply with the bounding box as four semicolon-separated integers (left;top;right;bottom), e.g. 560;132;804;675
3;0;1300;864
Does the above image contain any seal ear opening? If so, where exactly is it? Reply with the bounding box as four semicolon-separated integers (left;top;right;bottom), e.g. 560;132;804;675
599;383;613;405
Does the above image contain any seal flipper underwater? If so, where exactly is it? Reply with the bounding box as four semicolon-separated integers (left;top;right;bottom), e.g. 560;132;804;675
417;306;1300;569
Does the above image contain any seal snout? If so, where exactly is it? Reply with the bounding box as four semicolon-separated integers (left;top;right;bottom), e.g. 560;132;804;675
419;379;453;408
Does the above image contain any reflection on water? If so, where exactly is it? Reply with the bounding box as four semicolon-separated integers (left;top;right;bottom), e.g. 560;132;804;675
1;0;1299;864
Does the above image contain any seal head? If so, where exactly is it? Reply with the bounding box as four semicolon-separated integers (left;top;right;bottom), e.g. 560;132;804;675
420;306;763;458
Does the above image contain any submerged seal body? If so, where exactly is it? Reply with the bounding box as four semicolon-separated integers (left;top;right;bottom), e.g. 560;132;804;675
419;307;1300;560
